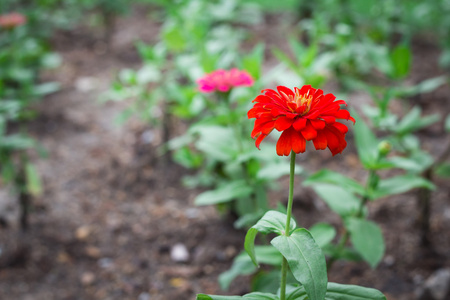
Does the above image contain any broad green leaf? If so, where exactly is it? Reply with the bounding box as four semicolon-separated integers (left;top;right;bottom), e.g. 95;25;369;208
242;43;264;79
445;114;450;132
387;150;433;173
394;76;447;97
195;180;253;205
219;246;282;290
435;163;450;178
310;184;360;217
193;126;238;161
351;110;379;169
253;211;296;235
271;229;327;300
326;282;386;299
286;282;386;300
304;169;365;196
32;82;60;96
272;48;299;74
245;211;296;267
25;163;42;197
373;174;435;199
346;218;385;268
309;223;337;248
395;106;440;135
323;244;362;262
163;27;186;52
257;162;303;180
390;44;411;78
197;293;279;300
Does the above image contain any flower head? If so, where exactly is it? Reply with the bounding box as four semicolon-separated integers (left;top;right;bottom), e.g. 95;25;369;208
197;68;254;93
0;13;26;29
248;85;355;156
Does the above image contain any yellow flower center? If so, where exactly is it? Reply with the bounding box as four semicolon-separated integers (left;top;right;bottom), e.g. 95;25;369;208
281;89;313;114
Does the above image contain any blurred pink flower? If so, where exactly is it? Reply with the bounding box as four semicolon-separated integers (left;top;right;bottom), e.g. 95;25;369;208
0;12;27;29
197;69;254;93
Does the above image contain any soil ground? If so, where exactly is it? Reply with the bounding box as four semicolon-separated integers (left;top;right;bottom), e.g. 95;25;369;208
0;6;449;300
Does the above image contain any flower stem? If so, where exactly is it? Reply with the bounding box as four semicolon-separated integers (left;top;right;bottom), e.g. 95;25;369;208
280;151;296;300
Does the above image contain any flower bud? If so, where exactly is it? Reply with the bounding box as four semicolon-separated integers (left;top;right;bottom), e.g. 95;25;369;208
378;141;392;156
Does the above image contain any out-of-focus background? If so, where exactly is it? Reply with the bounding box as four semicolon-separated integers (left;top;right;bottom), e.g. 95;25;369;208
0;0;449;299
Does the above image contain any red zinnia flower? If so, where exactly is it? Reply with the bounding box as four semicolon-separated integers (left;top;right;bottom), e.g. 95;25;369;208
248;85;355;156
197;68;254;93
0;13;26;29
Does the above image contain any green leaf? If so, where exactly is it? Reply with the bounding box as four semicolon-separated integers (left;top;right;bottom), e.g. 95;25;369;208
197;293;279;300
242;43;264;79
253;211;296;235
326;282;386;299
257;162;303;181
310;184;360;217
346;218;385;268
271;229;328;300
304;169;365;196
193;126;238;161
309;223;337;248
272;48;299;74
445;114;450;132
373;174;435;199
435;163;450;178
245;211;296;267
390;44;411;78
219;246;282;290
351;110;379;169
195;180;253;205
387;151;433;173
286;282;386;300
163;26;187;52
395;106;440;135
33;82;60;96
25;163;42;197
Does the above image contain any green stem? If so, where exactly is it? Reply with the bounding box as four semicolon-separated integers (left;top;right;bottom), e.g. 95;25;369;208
280;151;296;300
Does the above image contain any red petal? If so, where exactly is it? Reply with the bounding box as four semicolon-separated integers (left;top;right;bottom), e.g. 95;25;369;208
332;122;348;134
276;128;295;156
255;133;267;149
252;95;273;103
274;117;294;131
277;86;294;99
321;116;336;124
310;119;326;130
293;117;307;131
261;121;276;134
247;107;262;118
300;121;317;140
312;131;327;150
291;130;306;154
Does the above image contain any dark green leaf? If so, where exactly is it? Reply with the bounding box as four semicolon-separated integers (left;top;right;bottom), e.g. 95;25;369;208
435;163;450;178
325;282;386;299
245;211;296;267
390;44;411;78
445;114;450;132
351;110;379;169
25;163;42;197
395;106;440;135
286;282;386;300
373;174;435;199
271;229;327;300
197;293;279;300
309;223;337;248
220;246;282;290
346;218;385;268
195;180;253;205
304;169;365;196
310;184;360;217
